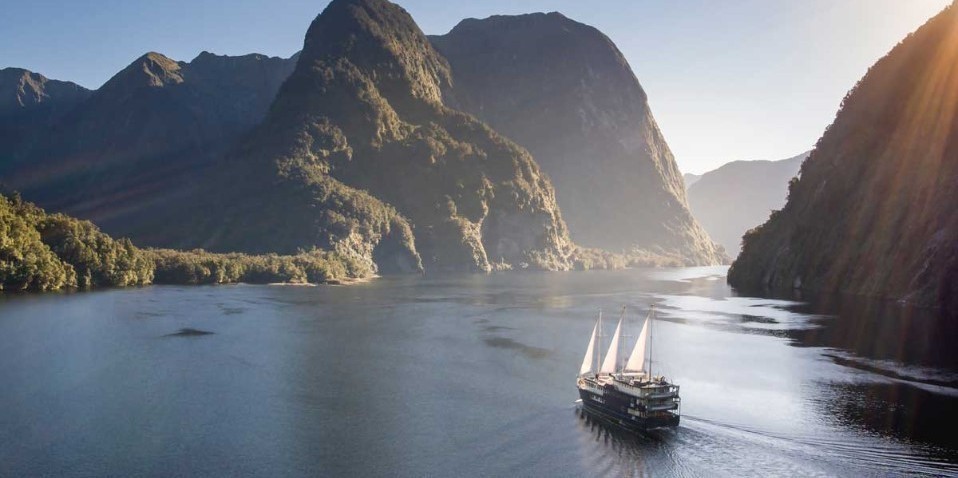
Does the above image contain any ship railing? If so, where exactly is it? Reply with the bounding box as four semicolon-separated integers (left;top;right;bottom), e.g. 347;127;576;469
646;402;679;412
646;391;679;400
628;407;680;418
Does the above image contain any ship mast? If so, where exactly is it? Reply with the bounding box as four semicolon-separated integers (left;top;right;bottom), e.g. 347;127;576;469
595;309;602;374
649;304;654;380
619;305;627;374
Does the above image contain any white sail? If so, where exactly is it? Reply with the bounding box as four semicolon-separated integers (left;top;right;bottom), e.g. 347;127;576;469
625;315;650;373
599;318;623;374
579;321;599;376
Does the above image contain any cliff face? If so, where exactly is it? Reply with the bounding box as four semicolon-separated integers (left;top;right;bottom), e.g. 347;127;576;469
0;52;297;244
203;0;574;273
431;13;725;265
729;3;958;313
687;152;807;255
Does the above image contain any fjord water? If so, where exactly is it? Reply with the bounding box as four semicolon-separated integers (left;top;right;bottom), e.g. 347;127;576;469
0;268;955;477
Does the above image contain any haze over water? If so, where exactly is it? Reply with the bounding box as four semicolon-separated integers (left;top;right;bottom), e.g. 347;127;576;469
0;268;955;476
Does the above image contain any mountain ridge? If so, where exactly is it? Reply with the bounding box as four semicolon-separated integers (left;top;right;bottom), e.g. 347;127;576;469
2;0;727;273
0;50;298;245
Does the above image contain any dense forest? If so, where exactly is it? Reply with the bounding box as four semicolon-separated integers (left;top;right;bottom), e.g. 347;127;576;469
0;192;368;291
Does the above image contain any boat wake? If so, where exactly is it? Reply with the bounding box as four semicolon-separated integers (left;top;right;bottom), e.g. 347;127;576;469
822;351;958;392
679;414;958;477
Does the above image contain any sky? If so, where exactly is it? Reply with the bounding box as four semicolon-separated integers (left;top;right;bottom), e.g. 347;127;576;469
0;0;951;174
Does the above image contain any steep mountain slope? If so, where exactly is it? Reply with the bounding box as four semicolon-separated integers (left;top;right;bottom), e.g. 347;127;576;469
202;0;574;273
431;13;724;265
728;3;958;313
0;51;297;244
687;152;807;255
0;68;90;161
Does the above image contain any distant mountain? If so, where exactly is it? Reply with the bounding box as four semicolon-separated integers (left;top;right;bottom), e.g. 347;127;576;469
683;173;702;189
0;68;90;160
687;152;808;255
431;13;725;265
197;0;574;273
0;67;90;115
0;51;297;244
729;2;958;313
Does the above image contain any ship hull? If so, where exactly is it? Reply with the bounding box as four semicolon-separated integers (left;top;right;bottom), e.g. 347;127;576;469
577;386;680;431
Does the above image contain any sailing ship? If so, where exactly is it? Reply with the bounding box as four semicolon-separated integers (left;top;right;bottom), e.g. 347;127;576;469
576;305;680;431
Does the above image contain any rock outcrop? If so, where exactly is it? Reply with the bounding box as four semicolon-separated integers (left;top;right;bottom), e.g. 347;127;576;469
728;2;958;314
431;13;725;265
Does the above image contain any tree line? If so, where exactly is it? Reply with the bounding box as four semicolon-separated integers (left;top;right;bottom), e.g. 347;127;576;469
0;193;367;292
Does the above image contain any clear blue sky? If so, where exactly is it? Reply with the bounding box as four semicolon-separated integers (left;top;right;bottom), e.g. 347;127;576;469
1;0;950;173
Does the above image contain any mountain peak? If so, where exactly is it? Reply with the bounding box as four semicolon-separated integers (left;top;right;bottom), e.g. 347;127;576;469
0;68;46;108
0;67;33;81
299;0;450;105
98;52;184;94
133;52;183;86
431;13;722;263
0;67;89;114
205;0;574;272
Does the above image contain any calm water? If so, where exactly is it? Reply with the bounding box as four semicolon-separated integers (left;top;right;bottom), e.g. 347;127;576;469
0;267;955;477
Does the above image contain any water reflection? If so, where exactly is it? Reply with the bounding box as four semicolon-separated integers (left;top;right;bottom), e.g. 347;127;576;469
815;381;958;473
821;381;958;448
786;294;958;376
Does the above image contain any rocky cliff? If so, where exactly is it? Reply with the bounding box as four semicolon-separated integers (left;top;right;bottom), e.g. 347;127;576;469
687;152;807;255
431;13;725;265
728;2;958;314
201;0;574;273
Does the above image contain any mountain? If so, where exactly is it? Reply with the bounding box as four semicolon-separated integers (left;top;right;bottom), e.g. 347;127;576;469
687;152;808;255
430;13;724;265
0;51;297;244
728;2;958;313
0;68;89;116
683;173;702;189
0;68;90;160
197;0;574;273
